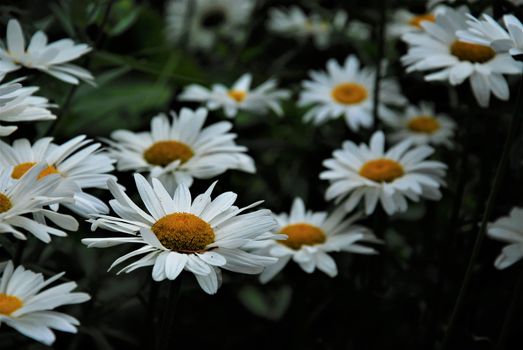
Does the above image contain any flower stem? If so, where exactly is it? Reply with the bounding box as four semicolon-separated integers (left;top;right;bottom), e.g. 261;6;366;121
157;275;184;350
496;265;523;349
442;73;523;348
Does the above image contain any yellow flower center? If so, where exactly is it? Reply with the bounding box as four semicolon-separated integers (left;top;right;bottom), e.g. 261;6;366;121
408;115;440;134
228;90;247;103
408;14;436;29
0;193;12;213
279;223;326;250
143;141;194;166
151;213;215;253
0;293;23;315
11;162;60;180
359;159;404;183
331;83;368;105
450;41;496;63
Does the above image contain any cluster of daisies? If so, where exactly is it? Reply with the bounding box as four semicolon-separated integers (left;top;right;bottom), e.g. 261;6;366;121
2;0;523;346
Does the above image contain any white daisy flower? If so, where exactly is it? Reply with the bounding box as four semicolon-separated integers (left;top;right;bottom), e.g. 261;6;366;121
388;9;437;38
457;13;523;58
82;174;280;295
266;6;351;49
298;54;407;131
0;261;90;345
0;163;78;243
320;131;447;215
0;76;55;136
401;8;521;107
107;107;255;192
386;102;456;148
0;136;116;217
252;198;381;283
166;0;255;50
488;207;523;270
179;74;290;118
0;19;93;85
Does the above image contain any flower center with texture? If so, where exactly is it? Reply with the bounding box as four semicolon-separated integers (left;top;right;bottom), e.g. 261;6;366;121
0;193;12;213
11;162;59;180
331;83;368;105
408;115;440;134
143;141;194;166
408;14;435;29
450;41;495;63
359;159;404;183
201;8;227;28
151;213;215;253
228;90;247;103
0;293;23;315
279;223;326;250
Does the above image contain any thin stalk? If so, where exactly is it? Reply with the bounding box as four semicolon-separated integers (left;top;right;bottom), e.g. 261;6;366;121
13;240;26;265
372;0;386;131
157;275;183;350
442;73;523;348
143;281;159;350
496;265;523;350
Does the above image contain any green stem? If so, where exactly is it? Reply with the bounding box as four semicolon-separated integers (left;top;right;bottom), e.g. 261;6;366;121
442;73;523;348
157;275;183;350
496;265;523;350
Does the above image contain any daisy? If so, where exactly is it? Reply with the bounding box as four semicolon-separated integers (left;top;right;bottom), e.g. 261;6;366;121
107;107;255;192
298;54;407;131
179;74;289;118
0;76;55;136
457;13;523;58
0;136;116;217
82;174;280;295
0;261;90;345
401;8;521;107
388;9;437;38
266;6;350;49
487;207;523;269
165;0;255;50
386;102;456;148
320;131;447;215
251;198;381;283
0;19;93;85
0;163;78;243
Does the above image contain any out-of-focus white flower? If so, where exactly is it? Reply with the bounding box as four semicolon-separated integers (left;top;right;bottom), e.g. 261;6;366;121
107;107;255;192
0;76;55;136
488;207;523;269
166;0;255;50
320;131;447;215
179;74;290;118
0;261;90;345
0;19;93;85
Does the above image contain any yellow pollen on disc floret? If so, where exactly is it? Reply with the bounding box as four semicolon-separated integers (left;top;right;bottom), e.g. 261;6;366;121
279;223;326;250
0;193;12;213
228;90;247;103
408;14;435;29
359;159;405;183
11;162;60;180
151;213;215;253
0;293;23;315
450;41;496;63
331;83;368;105
143;141;194;167
408;115;440;134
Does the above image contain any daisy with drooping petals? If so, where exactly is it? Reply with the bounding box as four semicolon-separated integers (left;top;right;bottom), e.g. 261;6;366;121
251;198;381;283
0;261;90;345
402;8;521;107
107;107;255;192
0;19;93;85
320;131;447;215
0;136;116;217
298;54;406;131
179;74;290;118
166;0;255;50
386;102;456;148
0;76;55;136
0;164;78;243
487;207;523;269
82;174;280;295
